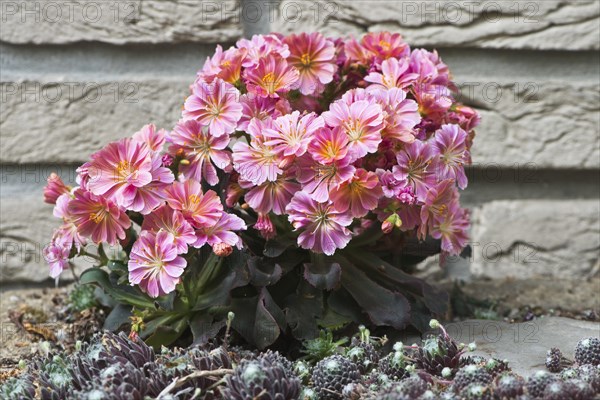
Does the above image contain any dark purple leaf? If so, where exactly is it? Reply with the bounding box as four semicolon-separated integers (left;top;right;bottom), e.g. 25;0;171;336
339;259;411;330
303;262;342;291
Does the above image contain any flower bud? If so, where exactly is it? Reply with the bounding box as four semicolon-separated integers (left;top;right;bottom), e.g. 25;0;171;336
44;173;70;205
213;242;233;257
381;220;394;234
429;319;441;329
382;213;402;233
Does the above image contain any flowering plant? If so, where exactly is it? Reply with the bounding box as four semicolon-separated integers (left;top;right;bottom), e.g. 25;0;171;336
44;32;479;348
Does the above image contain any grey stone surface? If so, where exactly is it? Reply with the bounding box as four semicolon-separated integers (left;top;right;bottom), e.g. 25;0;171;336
465;81;600;169
444;317;600;376
0;78;189;163
0;0;243;44
470;200;600;279
0;195;94;283
272;0;600;51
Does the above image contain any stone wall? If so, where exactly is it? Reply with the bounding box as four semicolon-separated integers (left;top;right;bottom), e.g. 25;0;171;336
1;0;598;284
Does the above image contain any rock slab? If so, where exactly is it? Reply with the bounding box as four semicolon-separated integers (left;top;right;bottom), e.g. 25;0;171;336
444;317;600;376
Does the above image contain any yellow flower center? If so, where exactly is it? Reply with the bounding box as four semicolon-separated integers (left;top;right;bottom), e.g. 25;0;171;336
262;72;275;84
89;209;106;224
379;40;391;51
188;194;201;205
300;53;312;67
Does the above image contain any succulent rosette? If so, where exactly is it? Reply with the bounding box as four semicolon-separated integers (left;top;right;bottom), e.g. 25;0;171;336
44;31;479;348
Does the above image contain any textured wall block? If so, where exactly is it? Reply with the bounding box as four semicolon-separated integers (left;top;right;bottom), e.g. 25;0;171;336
0;194;94;283
0;0;243;44
272;0;600;51
466;81;600;169
0;78;190;163
470;200;600;279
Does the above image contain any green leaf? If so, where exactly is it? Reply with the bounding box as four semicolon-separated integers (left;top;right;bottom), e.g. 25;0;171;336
80;268;155;309
144;316;189;349
191;271;236;311
154;292;176;312
141;313;184;338
337;257;411;330
106;260;127;273
103;304;132;331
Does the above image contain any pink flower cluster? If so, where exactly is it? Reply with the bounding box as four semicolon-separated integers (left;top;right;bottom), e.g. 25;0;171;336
44;126;245;297
45;32;479;297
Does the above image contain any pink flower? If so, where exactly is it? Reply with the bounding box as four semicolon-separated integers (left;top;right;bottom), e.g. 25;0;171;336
168;119;231;185
197;44;226;82
216;48;246;84
86;138;155;209
242;174;300;215
296;154;355;203
419;179;459;238
225;178;245;208
286;191;353;255
164;180;223;229
44;173;71;204
308;127;350;164
413;83;453;118
237;34;290;68
329;169;383;217
243;54;299;98
127;153;175;215
372;88;420;143
376;169;402;198
183;79;243;137
365;57;418;90
76;162;91;190
68;189;131;245
392;141;437;201
194;212;246;249
263;111;324;157
132;124;166;152
44;241;71;279
284;32;336;95
361;32;410;61
449;105;481;132
432;124;469;189
323;98;384;160
128;230;186;298
429;205;469;255
237;95;281;131
345;32;410;65
255;213;276;239
141;205;196;254
410;49;451;87
232;119;283;185
197;45;245;85
53;193;87;251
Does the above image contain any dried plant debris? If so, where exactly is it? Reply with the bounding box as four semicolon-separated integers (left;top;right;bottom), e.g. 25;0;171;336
1;322;599;399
